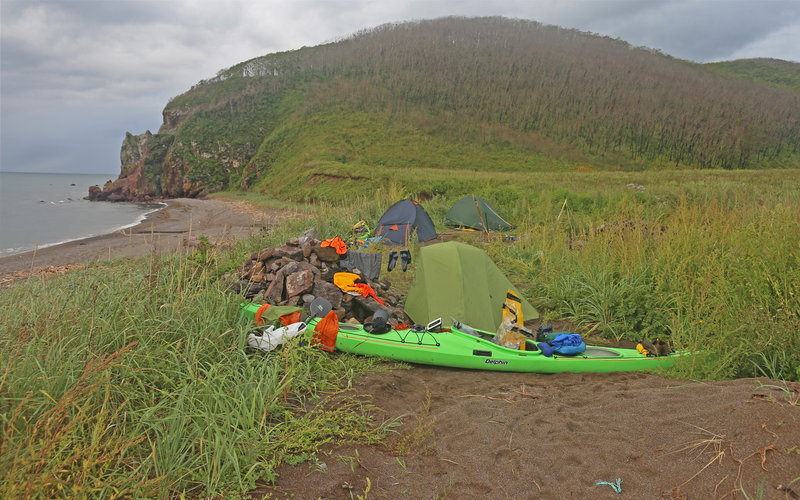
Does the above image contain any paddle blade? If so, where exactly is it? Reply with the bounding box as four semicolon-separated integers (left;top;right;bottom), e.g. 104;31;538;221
309;297;333;318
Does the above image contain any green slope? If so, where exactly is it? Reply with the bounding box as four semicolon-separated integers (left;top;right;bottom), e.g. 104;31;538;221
703;58;800;94
112;17;800;201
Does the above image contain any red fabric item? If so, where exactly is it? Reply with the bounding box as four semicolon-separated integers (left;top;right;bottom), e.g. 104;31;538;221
279;312;302;326
320;237;348;255
354;283;385;306
390;225;399;231
254;303;301;326
254;303;271;325
312;311;340;352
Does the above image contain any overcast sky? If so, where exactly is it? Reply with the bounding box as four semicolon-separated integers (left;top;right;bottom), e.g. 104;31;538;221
2;0;799;174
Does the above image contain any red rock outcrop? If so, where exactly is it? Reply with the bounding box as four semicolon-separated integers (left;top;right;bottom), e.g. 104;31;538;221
86;131;207;202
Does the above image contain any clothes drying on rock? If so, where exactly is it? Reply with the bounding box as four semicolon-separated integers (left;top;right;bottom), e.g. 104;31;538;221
339;251;382;280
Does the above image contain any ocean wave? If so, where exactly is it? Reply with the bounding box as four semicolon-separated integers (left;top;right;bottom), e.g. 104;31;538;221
0;245;33;257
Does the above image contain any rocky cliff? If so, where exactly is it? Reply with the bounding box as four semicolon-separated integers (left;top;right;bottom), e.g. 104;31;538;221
86;130;209;201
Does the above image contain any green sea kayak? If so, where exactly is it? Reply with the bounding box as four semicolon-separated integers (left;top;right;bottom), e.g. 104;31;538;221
323;320;688;373
242;301;689;373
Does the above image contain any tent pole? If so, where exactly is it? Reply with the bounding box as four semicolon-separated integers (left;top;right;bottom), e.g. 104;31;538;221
556;198;568;222
472;194;490;241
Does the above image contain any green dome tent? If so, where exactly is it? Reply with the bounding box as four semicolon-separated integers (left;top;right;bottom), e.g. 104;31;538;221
444;195;514;232
404;241;538;332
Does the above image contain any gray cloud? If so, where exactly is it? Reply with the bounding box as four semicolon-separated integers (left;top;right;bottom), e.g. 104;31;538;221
579;0;800;62
1;0;799;173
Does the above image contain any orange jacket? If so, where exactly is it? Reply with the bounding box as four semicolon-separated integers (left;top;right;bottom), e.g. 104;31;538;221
312;310;339;352
320;237;348;255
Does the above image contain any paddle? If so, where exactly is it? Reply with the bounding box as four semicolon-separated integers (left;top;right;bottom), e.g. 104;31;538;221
309;296;333;319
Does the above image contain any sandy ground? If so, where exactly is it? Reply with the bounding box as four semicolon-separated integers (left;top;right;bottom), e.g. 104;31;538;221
259;366;800;499
0;198;292;283
2;198;798;499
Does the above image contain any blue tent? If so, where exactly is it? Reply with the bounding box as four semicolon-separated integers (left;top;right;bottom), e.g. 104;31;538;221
375;200;437;246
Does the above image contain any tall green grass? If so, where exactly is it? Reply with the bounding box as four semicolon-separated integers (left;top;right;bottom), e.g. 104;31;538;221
282;168;800;381
2;168;799;496
0;232;392;498
488;173;800;380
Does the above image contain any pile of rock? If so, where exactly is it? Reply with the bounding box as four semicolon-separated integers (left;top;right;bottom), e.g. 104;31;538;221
227;230;407;324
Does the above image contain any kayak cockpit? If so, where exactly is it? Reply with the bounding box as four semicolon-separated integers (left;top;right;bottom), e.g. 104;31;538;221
583;347;622;357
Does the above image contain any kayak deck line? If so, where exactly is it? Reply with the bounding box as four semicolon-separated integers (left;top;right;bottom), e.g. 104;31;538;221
338;332;442;350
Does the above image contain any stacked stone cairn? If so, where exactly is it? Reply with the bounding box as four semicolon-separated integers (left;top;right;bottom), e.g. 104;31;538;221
227;229;407;324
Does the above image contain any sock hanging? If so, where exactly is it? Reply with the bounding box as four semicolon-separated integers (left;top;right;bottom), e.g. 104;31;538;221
400;249;411;272
387;251;398;272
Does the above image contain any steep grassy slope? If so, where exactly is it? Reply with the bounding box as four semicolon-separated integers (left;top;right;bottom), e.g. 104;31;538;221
99;17;800;201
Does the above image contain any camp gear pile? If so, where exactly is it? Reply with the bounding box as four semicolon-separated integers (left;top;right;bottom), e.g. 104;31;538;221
237;227;686;374
227;231;404;324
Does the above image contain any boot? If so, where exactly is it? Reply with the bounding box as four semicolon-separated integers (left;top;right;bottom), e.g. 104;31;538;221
387;251;398;272
400;249;412;272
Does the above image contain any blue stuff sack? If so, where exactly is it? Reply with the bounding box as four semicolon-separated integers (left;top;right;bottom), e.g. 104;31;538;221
550;333;586;355
537;342;556;357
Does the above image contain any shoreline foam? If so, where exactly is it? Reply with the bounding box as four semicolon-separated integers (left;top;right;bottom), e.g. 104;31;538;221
0;202;167;258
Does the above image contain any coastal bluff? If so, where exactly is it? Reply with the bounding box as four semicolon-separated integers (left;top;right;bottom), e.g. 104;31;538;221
86;129;205;202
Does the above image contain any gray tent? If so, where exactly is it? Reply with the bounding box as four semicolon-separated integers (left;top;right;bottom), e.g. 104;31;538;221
375;200;437;246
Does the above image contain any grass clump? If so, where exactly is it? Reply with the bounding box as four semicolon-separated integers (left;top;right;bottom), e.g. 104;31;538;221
0;235;391;498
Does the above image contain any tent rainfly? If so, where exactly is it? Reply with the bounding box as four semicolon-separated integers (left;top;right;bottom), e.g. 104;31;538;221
375;200;438;246
444;195;514;232
404;241;538;332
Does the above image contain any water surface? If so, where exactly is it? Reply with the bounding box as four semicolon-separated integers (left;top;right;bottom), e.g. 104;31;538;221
0;172;163;256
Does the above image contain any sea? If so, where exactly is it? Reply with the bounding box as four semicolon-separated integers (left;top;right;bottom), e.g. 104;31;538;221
0;172;164;257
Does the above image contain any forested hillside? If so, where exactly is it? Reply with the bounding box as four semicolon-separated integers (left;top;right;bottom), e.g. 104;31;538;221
93;17;800;201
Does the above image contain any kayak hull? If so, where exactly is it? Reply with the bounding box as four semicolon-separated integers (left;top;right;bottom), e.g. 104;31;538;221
317;320;690;373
